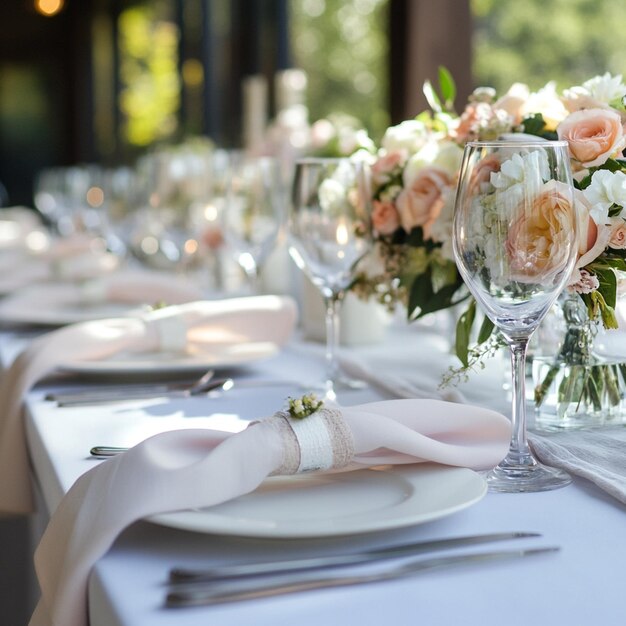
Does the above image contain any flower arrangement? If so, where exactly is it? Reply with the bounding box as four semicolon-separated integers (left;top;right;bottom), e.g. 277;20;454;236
356;69;626;381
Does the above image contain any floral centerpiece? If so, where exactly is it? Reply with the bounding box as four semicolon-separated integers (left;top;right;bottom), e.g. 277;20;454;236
356;68;626;423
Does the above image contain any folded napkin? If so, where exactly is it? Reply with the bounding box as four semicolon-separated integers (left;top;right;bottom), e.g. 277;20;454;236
0;295;298;515
0;233;118;293
0;268;207;324
0;206;46;251
529;429;626;505
29;398;511;626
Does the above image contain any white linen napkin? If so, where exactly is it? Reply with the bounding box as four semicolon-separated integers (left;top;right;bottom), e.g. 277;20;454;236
0;268;207;324
0;295;298;514
0;233;120;293
529;429;626;505
29;398;511;626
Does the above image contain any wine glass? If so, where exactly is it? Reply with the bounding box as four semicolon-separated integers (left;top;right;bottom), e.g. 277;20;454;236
453;140;577;492
221;153;284;293
288;157;373;399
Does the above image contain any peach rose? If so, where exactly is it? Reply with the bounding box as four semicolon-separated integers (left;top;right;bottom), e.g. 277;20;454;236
506;180;576;283
371;150;406;185
469;153;501;194
494;82;530;125
567;191;612;286
557;108;626;167
395;167;450;237
609;218;626;249
371;200;401;236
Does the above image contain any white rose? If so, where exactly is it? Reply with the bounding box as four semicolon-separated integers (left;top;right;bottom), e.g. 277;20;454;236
318;178;347;214
563;73;626;112
381;119;429;154
583;169;626;224
521;81;569;130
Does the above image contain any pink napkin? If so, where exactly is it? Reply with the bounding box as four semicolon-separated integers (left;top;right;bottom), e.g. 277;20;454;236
0;268;207;322
0;234;119;293
0;295;298;515
29;398;510;626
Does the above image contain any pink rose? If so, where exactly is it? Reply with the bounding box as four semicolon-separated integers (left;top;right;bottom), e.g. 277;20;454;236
454;102;492;143
494;83;530;125
469;153;501;194
371;150;406;185
557;108;626;167
506;180;576;283
566;191;611;286
395;167;450;237
371;200;401;236
609;218;626;249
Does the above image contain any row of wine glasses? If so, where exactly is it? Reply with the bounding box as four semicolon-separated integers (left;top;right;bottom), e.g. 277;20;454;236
33;150;286;293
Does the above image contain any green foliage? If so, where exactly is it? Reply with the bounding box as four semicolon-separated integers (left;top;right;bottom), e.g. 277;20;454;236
472;0;626;93
423;66;457;114
291;0;389;141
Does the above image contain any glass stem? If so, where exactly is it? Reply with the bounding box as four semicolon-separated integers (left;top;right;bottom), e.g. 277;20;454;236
323;293;341;391
507;338;533;463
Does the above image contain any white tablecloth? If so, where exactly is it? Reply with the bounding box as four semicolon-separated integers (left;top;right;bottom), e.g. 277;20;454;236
2;322;624;626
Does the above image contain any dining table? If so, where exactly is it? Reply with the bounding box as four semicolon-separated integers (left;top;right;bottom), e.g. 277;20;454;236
1;314;625;626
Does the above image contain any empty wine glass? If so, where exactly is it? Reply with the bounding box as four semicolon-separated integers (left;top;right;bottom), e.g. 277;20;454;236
288;157;373;399
453;140;577;492
221;153;284;293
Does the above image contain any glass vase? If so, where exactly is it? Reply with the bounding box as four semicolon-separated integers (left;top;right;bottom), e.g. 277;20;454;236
532;293;626;430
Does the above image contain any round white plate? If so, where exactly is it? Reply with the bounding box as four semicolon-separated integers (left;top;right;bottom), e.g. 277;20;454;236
60;342;279;375
149;464;487;538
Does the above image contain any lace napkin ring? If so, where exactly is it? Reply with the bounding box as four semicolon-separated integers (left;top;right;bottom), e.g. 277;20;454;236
265;407;355;475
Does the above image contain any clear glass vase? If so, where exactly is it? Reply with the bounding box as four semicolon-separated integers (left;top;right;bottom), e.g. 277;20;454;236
532;294;626;430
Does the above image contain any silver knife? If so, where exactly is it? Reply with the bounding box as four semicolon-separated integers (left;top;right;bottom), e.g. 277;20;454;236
168;531;540;584
166;546;559;607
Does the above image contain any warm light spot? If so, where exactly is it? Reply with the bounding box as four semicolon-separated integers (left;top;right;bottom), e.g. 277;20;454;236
25;231;49;252
182;59;204;87
35;0;64;16
203;203;218;222
86;186;105;207
335;221;349;245
184;238;198;255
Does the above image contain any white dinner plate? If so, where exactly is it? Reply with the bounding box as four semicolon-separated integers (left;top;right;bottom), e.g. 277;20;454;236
59;341;279;375
149;464;487;538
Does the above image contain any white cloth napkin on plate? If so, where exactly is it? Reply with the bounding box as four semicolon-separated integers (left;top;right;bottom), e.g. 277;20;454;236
28;398;511;626
0;233;120;293
0;268;207;324
0;295;298;515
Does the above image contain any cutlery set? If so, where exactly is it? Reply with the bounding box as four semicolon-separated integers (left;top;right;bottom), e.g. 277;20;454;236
47;373;300;407
164;532;558;608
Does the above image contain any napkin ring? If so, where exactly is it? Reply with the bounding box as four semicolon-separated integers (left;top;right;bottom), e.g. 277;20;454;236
266;407;355;475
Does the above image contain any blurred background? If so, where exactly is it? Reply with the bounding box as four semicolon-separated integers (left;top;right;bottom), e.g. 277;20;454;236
2;0;625;208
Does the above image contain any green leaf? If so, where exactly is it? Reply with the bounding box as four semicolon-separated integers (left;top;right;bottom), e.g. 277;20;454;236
521;114;546;136
423;80;442;113
476;315;495;345
592;266;617;310
438;66;456;110
455;300;476;368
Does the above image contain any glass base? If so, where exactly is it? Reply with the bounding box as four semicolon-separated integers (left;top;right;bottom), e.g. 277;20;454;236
307;375;368;401
485;458;572;493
